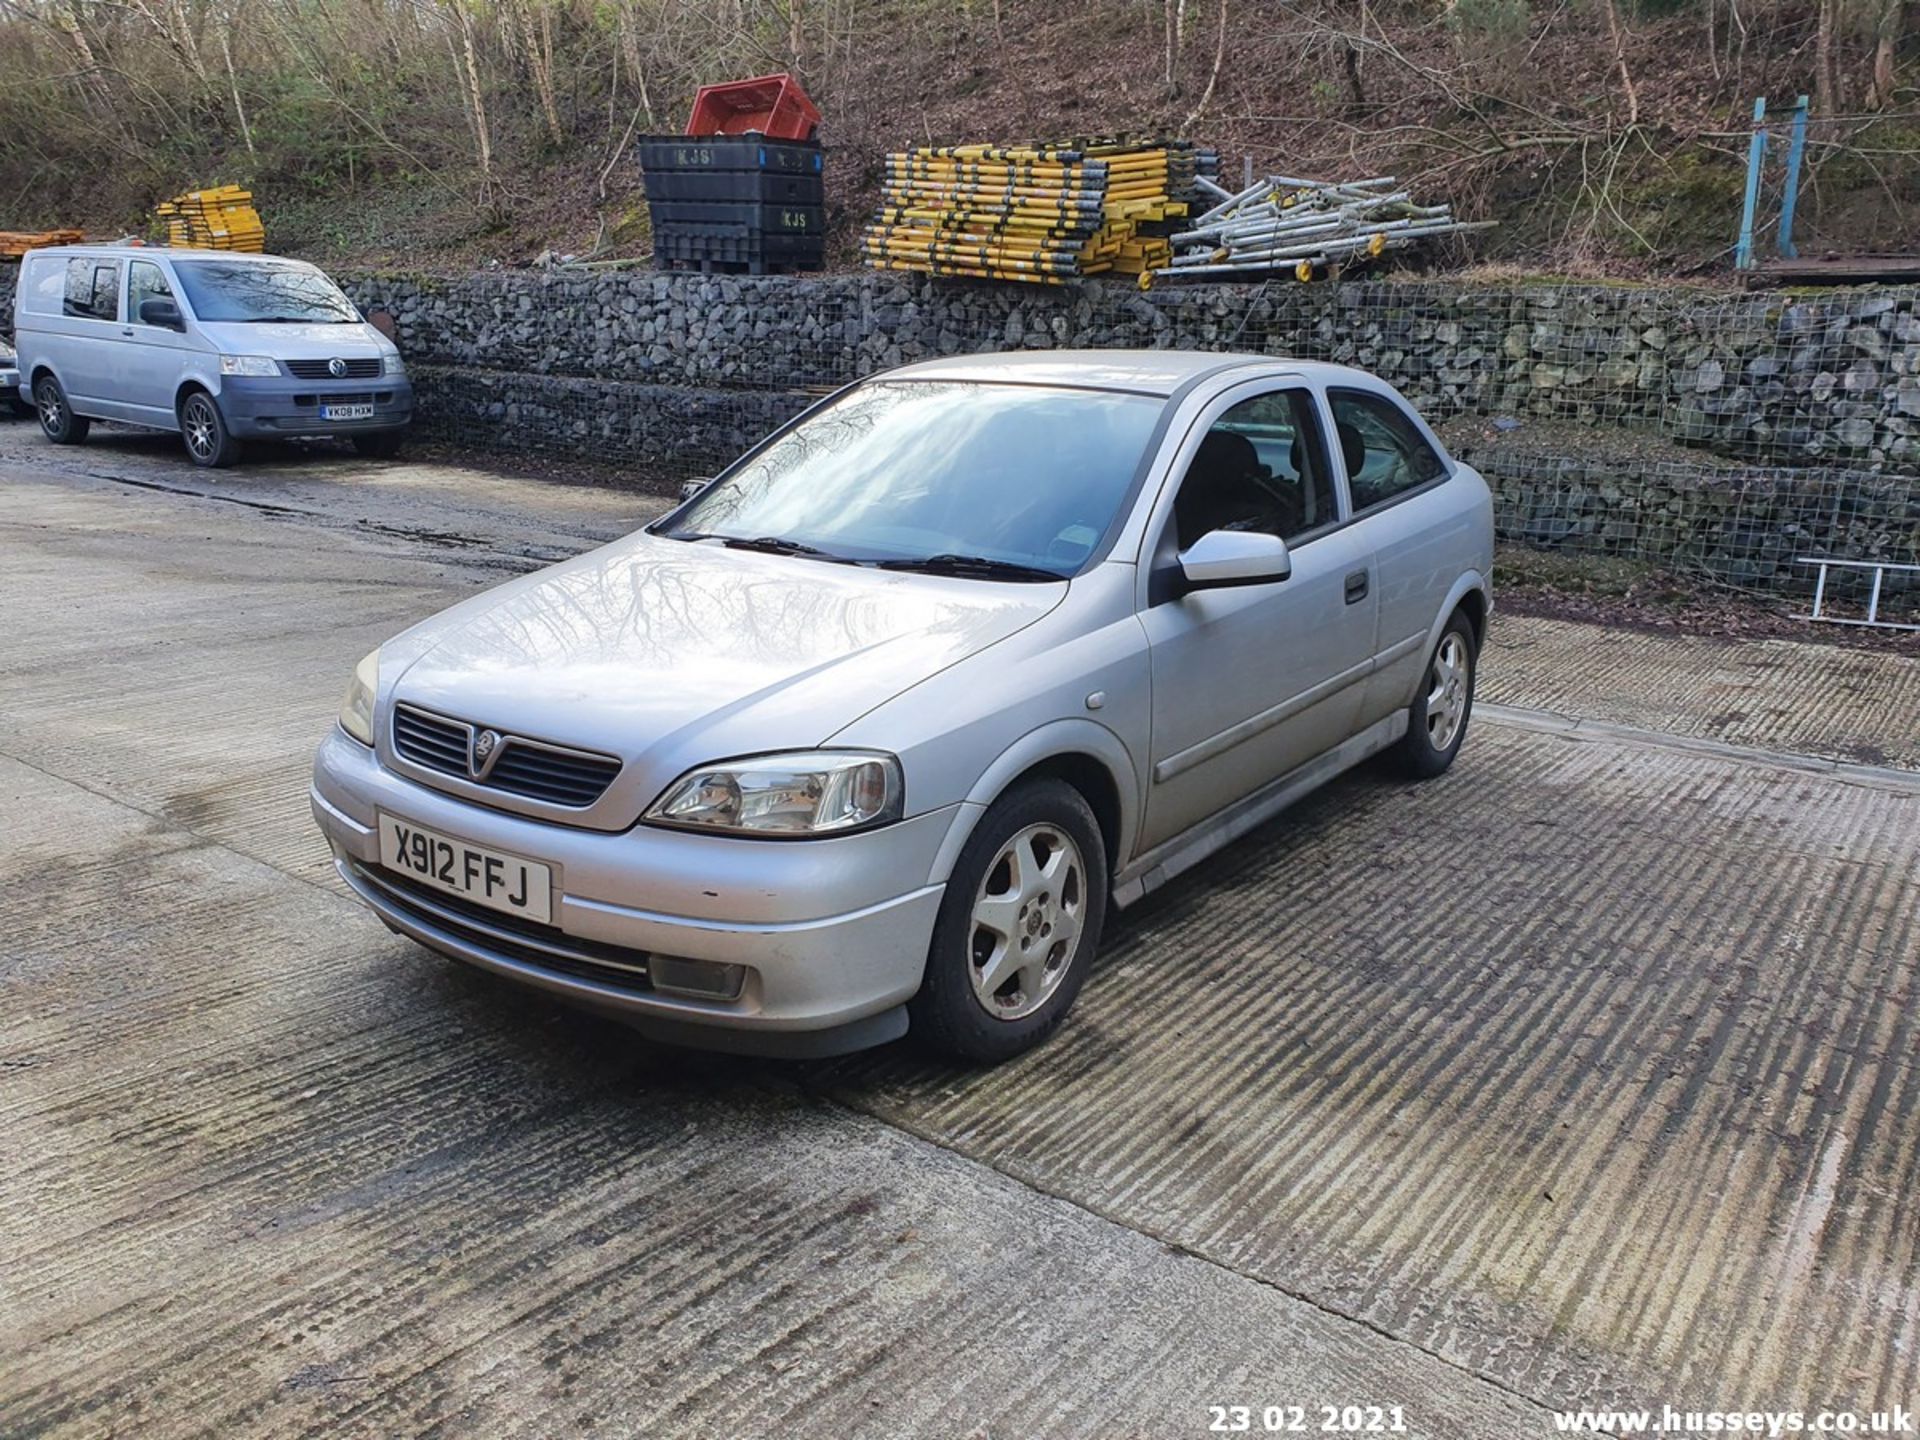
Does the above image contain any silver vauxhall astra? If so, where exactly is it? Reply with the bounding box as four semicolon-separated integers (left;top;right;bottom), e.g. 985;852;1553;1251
311;350;1494;1063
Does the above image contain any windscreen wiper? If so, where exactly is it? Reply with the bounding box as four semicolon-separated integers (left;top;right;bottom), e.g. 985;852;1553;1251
877;553;1066;582
718;535;853;562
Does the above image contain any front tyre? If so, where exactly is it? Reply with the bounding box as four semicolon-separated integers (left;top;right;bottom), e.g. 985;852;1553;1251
910;778;1109;1064
1391;611;1477;779
179;389;241;468
35;375;89;445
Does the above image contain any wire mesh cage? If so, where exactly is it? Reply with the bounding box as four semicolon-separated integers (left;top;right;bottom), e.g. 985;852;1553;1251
345;269;1919;601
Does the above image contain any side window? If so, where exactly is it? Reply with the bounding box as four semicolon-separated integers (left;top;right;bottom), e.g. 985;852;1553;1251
21;256;65;315
1173;388;1337;549
128;261;175;325
62;259;122;322
1328;389;1447;511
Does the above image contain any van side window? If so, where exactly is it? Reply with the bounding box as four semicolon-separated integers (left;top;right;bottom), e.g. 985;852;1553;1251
1173;388;1336;549
63;259;122;323
22;256;65;316
1328;388;1448;511
129;261;175;326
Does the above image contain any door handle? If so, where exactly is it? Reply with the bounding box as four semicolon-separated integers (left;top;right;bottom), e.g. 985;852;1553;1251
1345;569;1370;604
120;327;134;337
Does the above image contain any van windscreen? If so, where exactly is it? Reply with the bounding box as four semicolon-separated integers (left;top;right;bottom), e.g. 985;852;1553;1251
173;260;357;324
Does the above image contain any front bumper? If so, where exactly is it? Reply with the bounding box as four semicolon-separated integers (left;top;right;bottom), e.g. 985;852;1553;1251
218;373;413;439
311;727;952;1056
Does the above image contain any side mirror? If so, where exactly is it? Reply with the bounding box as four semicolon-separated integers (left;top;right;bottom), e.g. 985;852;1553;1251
138;297;184;331
678;476;713;502
1178;529;1292;593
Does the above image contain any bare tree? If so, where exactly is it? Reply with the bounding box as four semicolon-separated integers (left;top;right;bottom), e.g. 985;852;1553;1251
1183;0;1230;129
1814;0;1840;113
216;4;254;156
510;0;565;146
1164;0;1188;91
444;0;495;201
1867;0;1903;108
1597;0;1639;126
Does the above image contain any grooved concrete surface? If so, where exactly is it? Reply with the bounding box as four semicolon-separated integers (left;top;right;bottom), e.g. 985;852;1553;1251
1481;611;1920;771
4;429;1917;1437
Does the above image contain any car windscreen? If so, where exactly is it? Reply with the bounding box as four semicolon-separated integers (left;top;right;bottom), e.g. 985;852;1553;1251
660;380;1164;576
172;260;359;323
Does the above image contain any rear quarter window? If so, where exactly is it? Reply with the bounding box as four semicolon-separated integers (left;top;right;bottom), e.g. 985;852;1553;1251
1328;388;1449;512
20;256;65;317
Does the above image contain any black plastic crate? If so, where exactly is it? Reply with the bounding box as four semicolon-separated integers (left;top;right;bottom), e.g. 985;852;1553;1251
651;224;825;258
641;167;824;205
652;223;824;275
647;200;824;234
636;135;823;176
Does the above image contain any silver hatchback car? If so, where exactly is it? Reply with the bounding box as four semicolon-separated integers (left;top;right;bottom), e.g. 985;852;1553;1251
311;351;1493;1062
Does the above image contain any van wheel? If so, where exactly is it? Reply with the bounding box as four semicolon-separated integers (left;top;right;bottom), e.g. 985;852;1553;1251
179;390;241;468
352;431;404;459
35;375;89;445
1390;612;1477;780
910;778;1109;1064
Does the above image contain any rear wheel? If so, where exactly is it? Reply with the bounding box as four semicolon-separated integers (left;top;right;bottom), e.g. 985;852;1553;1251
179;389;241;468
1390;611;1477;779
34;375;88;445
352;430;404;459
909;778;1108;1064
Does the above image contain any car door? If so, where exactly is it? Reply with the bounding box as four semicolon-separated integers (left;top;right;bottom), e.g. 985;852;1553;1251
1136;379;1378;854
112;258;195;426
1325;386;1474;725
55;256;123;412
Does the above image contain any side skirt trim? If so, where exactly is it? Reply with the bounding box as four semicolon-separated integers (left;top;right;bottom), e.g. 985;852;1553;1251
1112;710;1409;909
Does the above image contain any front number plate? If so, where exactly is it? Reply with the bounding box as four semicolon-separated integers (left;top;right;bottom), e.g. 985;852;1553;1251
377;813;553;925
322;403;375;421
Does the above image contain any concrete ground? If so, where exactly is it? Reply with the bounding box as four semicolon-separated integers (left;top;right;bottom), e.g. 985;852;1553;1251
4;425;1918;1439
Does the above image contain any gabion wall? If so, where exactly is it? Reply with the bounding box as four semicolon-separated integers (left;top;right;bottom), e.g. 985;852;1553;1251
347;271;1920;470
1485;456;1918;594
3;259;1915;597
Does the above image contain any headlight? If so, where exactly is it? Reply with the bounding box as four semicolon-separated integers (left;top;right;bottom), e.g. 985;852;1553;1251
0;340;15;363
338;648;379;746
382;352;406;376
220;355;279;377
645;751;903;837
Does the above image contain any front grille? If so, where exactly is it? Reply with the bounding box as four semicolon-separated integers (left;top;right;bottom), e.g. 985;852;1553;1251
286;357;382;379
392;705;469;771
351;860;652;993
391;703;622;809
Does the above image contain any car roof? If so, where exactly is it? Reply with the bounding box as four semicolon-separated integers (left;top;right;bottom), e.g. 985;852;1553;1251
22;244;308;264
883;348;1389;397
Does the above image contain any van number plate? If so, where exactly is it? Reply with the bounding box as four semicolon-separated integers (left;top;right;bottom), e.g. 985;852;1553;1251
323;402;374;421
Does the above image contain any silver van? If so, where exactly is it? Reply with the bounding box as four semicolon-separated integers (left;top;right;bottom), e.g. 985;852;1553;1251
13;245;411;467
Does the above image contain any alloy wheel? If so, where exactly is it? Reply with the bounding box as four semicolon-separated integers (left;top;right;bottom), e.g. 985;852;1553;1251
1425;631;1471;751
182;396;218;461
37;383;62;434
968;822;1087;1021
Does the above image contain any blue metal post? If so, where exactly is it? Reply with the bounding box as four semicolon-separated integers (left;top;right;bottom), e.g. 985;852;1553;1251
1736;96;1767;270
1777;94;1808;259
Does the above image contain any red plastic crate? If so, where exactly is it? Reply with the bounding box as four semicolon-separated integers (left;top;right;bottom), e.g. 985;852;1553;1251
685;72;821;142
